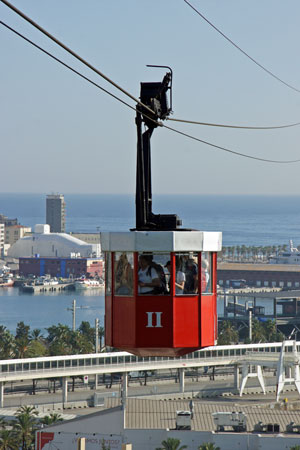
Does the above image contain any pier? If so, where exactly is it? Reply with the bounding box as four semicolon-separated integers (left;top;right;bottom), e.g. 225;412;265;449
21;282;73;293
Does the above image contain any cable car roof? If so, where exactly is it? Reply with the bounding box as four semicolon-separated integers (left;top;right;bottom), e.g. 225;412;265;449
101;231;222;252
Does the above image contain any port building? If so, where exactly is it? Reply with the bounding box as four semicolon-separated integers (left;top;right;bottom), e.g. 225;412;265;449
7;224;102;278
218;262;300;289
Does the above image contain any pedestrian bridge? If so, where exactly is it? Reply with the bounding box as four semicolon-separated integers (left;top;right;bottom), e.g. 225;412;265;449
0;342;297;407
0;342;295;383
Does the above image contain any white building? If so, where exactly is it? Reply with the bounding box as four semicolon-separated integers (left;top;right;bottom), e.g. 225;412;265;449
7;224;94;258
36;398;300;450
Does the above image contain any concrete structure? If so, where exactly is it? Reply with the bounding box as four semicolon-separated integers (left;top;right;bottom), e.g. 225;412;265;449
5;224;31;246
0;214;18;226
46;194;65;233
218;262;300;289
36;397;300;450
7;224;93;259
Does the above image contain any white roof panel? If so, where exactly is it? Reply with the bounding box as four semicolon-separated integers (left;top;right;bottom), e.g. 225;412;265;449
101;231;222;252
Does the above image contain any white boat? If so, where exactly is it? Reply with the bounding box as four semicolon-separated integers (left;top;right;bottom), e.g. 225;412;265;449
74;278;104;290
0;277;14;287
269;240;300;265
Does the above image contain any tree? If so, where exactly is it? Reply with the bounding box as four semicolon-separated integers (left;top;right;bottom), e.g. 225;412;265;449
0;326;15;359
101;439;111;450
156;437;187;450
251;319;266;343
218;321;238;345
0;429;18;450
40;413;63;426
13;405;39;449
198;443;220;450
15;322;32;359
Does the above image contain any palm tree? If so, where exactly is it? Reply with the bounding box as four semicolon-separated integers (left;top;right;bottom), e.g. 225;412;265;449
0;429;18;450
251;319;266;343
0;326;15;359
156;437;187;450
199;443;220;450
13;406;39;449
40;412;63;426
218;321;238;345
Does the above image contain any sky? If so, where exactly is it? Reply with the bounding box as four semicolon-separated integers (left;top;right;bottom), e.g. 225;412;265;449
1;0;300;195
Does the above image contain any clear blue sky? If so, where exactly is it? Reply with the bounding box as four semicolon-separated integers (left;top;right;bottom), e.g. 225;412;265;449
1;0;300;195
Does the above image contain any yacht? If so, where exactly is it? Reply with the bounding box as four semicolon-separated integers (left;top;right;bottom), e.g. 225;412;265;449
269;240;300;265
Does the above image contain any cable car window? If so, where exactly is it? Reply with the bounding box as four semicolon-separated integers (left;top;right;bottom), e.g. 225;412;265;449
114;252;134;296
201;252;212;294
105;253;112;295
181;253;198;295
169;254;186;295
138;253;169;295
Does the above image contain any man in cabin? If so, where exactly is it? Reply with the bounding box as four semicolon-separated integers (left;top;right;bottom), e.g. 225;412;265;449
138;254;160;294
184;255;198;294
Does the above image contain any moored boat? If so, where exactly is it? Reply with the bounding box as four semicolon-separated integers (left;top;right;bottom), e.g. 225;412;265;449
0;278;14;287
74;278;104;290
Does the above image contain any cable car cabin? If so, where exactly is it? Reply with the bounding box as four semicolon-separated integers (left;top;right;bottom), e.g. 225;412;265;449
101;230;222;357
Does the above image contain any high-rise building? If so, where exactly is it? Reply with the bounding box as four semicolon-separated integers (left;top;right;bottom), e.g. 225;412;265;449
0;224;4;256
46;194;66;233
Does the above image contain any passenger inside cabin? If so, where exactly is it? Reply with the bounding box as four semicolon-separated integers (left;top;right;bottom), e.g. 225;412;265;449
115;252;133;295
138;254;160;294
183;254;198;294
165;258;185;295
201;258;209;293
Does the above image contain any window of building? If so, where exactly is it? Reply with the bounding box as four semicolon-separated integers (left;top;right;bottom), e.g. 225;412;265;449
256;281;261;287
264;281;269;287
279;281;284;287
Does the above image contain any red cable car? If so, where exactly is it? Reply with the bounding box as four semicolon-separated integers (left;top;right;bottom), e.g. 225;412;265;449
102;68;222;357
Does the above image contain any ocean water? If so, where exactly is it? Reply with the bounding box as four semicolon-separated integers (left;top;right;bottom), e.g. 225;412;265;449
1;192;300;247
1;192;300;332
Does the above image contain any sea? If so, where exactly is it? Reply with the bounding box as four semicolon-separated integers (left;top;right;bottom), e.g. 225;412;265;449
1;192;300;333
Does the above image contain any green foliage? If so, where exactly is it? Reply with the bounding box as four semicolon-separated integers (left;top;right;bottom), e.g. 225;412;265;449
40;412;63;425
198;443;220;450
289;446;300;450
0;429;18;450
101;438;111;450
156;437;187;450
0;326;15;359
218;321;238;345
13;405;39;449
